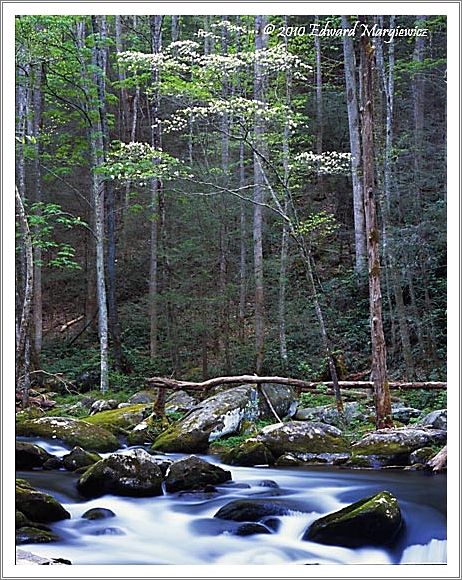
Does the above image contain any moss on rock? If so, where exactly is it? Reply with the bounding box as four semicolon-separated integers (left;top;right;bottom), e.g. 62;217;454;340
221;440;275;467
82;404;148;434
16;417;119;452
16;479;70;523
303;491;403;547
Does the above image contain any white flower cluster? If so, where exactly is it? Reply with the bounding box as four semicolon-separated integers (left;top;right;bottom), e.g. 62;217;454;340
196;29;220;41
296;151;352;175
210;19;248;34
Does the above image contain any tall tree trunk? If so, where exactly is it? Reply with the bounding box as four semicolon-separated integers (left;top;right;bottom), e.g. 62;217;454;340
114;15;129;140
149;15;163;360
341;15;366;275
31;60;43;364
238;140;247;342
375;17;415;379
15;187;34;402
359;17;392;429
171;15;180;43
92;15;124;372
278;18;290;369
82;18;109;393
218;15;231;373
253;15;267;374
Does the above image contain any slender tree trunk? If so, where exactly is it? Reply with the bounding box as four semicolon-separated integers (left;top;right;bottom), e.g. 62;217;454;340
341;15;366;275
238;140;247;342
278;18;290;369
115;15;129;140
149;15;163;360
92;15;124;372
31;61;43;363
253;15;267;374
375;18;415;379
171;15;180;42
85;18;110;393
15;187;34;398
359;17;392;429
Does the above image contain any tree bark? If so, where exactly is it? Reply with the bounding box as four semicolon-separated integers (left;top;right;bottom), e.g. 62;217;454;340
86;18;110;393
278;17;290;369
253;15;268;374
146;374;446;392
15;187;34;395
31;59;44;363
92;15;124;372
359;16;392;429
375;17;415;379
341;15;366;276
426;445;447;472
149;15;163;360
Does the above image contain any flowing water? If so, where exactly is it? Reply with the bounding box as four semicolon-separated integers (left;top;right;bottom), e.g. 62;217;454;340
17;438;447;565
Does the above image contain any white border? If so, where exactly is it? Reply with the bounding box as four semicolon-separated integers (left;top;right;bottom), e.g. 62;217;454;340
2;2;459;578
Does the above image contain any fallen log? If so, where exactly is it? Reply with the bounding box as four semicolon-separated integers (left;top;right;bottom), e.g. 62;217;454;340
146;375;446;392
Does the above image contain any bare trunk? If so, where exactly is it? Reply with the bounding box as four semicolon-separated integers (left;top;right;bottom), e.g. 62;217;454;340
149;15;163;359
253;15;267;374
341;15;366;275
278;19;290;368
238;140;247;341
359;17;392;429
86;18;109;393
375;18;415;379
15;187;34;394
115;15;129;140
171;15;180;42
92;15;124;372
314;16;323;156
31;61;43;362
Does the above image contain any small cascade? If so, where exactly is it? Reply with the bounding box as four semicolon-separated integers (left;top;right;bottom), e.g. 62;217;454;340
400;539;447;564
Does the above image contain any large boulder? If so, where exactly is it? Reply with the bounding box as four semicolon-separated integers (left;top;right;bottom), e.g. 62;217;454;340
275;452;350;467
418;409;447;431
164;456;231;492
76;449;163;498
16;441;55;469
152;384;296;453
16;479;70;523
128;390;158;405
82;404;148;435
165;390;198;414
257;383;297;420
303;491;403;547
391;404;422;424
295;403;371;427
349;426;447;466
16;417;119;452
62;447;102;472
255;421;349;458
221;439;275;467
214;499;295;522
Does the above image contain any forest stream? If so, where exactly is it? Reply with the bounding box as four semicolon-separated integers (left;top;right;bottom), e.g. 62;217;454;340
17;437;447;566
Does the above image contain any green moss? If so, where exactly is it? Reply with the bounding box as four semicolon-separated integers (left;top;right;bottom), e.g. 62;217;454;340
82;404;147;433
16;417;119;452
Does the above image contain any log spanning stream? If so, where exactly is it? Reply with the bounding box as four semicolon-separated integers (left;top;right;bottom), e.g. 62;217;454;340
17;439;447;566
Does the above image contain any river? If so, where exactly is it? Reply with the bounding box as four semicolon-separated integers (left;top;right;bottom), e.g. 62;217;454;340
17;438;447;565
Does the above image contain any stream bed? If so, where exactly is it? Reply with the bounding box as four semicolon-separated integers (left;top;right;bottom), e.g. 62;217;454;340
17;438;447;565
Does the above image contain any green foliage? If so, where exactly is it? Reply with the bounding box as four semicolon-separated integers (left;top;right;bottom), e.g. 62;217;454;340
400;389;447;413
299;385;335;408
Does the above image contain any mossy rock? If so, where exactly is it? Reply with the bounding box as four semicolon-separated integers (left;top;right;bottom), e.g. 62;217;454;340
16;510;29;529
164;455;231;492
16;526;59;544
221;439;275;467
82;404;148;434
77;449;163;498
256;421;349;457
62;447;102;471
350;427;447;466
16;441;55;469
303;491;403;547
16;479;70;523
16;417;119;452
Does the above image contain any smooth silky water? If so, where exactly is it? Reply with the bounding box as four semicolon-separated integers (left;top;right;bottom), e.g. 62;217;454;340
16;438;447;565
